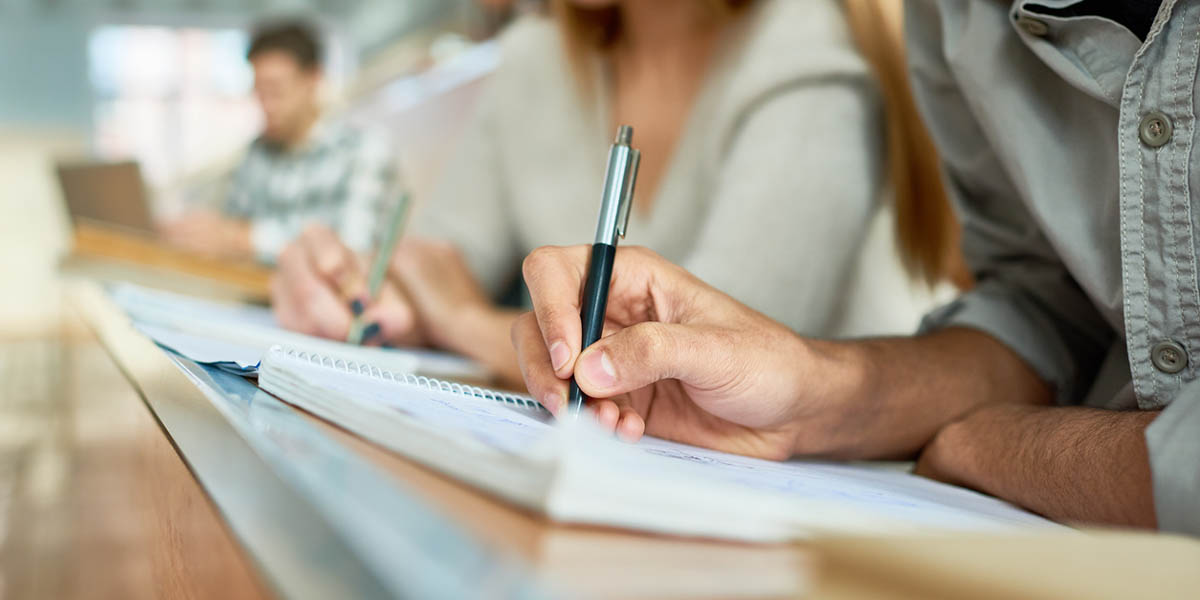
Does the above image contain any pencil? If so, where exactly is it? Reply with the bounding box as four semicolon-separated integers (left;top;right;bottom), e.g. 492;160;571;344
347;191;411;345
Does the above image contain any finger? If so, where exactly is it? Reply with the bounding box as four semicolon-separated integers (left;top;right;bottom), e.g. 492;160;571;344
269;273;299;329
590;399;621;432
277;241;353;339
362;282;421;346
522;246;590;378
298;224;364;300
511;312;569;416
615;406;646;443
573;322;726;399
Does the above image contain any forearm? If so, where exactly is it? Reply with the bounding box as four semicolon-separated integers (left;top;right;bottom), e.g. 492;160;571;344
798;327;1053;459
918;404;1158;527
442;305;525;389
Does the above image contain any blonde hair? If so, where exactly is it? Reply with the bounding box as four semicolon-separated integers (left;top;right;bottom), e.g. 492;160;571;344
843;0;964;286
550;0;964;285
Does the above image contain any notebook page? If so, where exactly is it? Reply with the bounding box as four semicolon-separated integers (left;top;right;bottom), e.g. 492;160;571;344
260;347;564;513
631;438;1056;530
312;362;553;457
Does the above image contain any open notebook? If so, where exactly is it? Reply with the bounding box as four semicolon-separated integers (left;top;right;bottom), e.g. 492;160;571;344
258;346;1059;542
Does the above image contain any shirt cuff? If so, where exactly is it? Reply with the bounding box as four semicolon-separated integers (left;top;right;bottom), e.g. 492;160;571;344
918;281;1084;404
1145;382;1200;535
250;220;291;265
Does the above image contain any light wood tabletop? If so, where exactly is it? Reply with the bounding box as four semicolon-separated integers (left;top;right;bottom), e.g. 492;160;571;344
0;311;270;600
63;223;273;304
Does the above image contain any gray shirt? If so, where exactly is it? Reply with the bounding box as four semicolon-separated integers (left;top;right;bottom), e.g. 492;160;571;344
909;0;1199;534
226;120;399;263
412;0;939;338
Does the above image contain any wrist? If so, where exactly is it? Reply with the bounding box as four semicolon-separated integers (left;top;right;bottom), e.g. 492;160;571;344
915;413;976;487
786;336;874;456
918;403;1032;488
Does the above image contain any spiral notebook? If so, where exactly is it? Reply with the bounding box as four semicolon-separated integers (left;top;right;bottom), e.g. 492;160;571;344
258;345;1059;542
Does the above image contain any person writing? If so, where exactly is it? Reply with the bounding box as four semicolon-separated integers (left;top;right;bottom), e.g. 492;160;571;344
512;0;1198;535
161;20;399;264
271;0;958;385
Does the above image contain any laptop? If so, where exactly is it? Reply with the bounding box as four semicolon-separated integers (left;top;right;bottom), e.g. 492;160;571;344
56;160;156;235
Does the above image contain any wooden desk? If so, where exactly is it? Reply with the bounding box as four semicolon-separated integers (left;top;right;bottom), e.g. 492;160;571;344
63;223;272;304
0;311;269;599
6;282;1199;599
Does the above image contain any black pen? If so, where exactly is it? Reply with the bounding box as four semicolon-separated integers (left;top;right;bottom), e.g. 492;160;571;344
569;125;641;415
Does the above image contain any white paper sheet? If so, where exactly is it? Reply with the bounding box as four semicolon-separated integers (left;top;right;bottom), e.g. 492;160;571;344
136;321;264;372
267;347;1058;535
110;283;484;379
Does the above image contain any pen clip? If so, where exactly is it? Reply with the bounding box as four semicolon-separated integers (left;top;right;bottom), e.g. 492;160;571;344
617;149;640;238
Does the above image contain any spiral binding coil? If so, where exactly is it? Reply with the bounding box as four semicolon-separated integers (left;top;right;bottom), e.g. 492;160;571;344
279;347;547;412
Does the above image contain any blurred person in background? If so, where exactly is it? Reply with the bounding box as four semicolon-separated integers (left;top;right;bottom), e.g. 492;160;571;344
270;0;958;387
160;20;398;264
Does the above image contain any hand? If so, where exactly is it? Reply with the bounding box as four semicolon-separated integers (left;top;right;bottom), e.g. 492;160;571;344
271;224;426;345
512;245;854;460
159;212;253;260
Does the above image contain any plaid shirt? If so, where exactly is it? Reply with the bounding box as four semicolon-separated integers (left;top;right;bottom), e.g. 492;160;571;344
226;119;399;263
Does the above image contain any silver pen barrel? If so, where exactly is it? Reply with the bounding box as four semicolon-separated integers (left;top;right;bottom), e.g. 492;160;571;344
593;126;640;245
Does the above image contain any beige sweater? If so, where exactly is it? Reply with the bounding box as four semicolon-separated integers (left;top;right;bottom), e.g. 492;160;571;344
414;0;936;337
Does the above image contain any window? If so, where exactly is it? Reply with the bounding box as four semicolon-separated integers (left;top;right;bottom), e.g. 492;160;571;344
88;25;260;191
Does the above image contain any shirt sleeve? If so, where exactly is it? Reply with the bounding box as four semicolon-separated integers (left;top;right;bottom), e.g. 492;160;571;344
249;219;293;264
224;147;256;218
225;145;294;264
337;133;401;255
906;0;1113;404
1145;383;1200;535
678;77;883;334
410;81;522;299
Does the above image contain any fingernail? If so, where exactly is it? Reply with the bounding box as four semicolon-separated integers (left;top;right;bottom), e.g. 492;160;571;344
578;351;617;389
350;299;365;316
361;322;382;343
549;341;570;372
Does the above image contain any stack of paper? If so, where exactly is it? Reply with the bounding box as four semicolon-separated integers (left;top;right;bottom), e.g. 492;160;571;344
109;283;485;379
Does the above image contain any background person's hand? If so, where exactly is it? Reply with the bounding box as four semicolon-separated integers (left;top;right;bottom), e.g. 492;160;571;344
513;245;851;460
158;211;253;260
271;224;425;345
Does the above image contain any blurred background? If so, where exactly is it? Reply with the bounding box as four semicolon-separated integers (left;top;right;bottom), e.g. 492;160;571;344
0;0;532;336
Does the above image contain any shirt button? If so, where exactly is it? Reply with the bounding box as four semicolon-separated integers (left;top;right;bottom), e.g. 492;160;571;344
1016;16;1050;37
1151;340;1188;374
1139;111;1173;147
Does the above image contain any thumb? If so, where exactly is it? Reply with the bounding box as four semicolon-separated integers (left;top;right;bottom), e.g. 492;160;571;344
574;322;727;398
